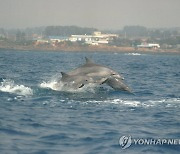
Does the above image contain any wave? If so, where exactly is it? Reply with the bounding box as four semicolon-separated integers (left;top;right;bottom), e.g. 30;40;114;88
75;98;180;108
39;78;180;108
0;79;33;96
125;53;142;56
144;98;180;107
86;99;141;107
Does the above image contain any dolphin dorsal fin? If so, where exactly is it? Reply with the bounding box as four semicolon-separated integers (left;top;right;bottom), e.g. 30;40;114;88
85;57;94;64
61;72;69;79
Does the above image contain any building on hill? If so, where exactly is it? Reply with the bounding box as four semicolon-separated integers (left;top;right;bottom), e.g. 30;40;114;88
137;43;160;49
69;31;118;45
49;36;69;43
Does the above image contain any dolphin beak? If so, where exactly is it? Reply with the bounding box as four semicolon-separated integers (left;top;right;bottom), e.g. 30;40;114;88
105;77;132;93
124;87;132;93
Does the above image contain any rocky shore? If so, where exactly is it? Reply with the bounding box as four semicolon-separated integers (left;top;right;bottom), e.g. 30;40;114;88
0;41;180;53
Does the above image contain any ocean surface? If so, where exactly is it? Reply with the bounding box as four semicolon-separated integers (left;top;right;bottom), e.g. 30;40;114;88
0;49;179;154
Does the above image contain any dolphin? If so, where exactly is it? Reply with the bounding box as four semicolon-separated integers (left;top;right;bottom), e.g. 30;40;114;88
68;57;124;81
56;72;95;90
64;57;131;92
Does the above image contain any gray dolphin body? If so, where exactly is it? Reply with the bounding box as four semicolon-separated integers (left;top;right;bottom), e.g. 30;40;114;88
61;57;131;92
68;57;124;80
58;72;94;89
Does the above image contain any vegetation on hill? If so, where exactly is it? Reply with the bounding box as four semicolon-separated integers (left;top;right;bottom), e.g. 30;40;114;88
44;26;97;36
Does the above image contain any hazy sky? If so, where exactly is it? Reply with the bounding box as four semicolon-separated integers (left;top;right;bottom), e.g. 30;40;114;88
0;0;180;30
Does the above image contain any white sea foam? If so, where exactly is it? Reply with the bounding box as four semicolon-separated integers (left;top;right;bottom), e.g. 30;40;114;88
0;79;33;96
106;99;141;107
82;98;180;108
40;80;60;91
40;79;96;93
83;99;141;107
146;98;180;104
125;53;142;56
141;98;180;108
40;80;76;92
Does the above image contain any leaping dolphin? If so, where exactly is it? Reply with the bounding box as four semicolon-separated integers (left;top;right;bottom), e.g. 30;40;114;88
58;57;131;92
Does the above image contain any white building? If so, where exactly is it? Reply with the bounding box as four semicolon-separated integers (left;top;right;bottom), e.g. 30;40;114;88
69;31;118;45
49;36;69;43
137;43;160;49
35;39;49;44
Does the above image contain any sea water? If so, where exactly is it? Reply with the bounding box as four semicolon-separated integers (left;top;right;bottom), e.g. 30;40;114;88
0;50;179;154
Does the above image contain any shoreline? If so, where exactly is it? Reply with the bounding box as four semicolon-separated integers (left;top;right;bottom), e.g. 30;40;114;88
0;43;180;54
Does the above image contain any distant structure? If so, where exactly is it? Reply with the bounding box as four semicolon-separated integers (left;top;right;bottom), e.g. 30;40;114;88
69;31;118;45
35;39;49;45
34;31;118;46
48;36;69;43
137;43;160;49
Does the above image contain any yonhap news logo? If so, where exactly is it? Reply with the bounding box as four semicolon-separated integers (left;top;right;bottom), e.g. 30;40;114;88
119;135;180;149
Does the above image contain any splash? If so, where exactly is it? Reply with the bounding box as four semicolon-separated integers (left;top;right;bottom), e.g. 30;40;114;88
40;80;60;91
40;79;96;93
0;79;33;96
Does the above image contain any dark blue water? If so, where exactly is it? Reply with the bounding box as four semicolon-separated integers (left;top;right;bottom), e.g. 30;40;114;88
0;50;180;154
